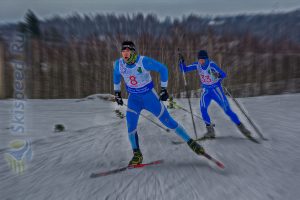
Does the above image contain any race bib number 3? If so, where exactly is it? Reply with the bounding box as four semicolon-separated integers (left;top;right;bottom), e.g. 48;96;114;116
201;74;212;84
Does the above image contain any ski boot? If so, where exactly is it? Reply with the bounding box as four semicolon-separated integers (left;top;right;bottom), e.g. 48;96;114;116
187;139;205;155
128;149;143;166
202;124;215;139
238;123;251;138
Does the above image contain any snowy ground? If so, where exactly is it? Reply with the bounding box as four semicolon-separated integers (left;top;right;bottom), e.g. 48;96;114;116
0;93;300;200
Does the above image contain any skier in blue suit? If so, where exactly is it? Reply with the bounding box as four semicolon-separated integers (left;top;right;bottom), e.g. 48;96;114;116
179;50;251;139
114;41;205;165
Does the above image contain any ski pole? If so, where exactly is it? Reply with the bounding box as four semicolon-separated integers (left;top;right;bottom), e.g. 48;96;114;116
169;95;215;125
223;86;267;140
103;94;170;132
175;103;203;120
178;48;198;139
122;102;170;133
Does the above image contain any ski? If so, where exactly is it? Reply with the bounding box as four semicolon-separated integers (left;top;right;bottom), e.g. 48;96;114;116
90;160;164;178
172;134;259;144
202;152;225;169
195;136;215;142
171;136;214;144
242;134;260;144
173;142;226;169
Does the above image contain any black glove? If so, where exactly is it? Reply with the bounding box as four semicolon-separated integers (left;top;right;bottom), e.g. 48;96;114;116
212;71;220;78
211;70;222;79
159;87;169;101
178;53;185;63
178;53;185;72
114;91;123;105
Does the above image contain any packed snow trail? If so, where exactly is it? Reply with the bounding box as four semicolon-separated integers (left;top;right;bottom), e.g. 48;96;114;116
0;94;300;200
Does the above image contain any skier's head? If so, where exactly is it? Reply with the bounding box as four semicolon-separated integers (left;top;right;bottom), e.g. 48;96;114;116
121;41;137;65
198;50;209;65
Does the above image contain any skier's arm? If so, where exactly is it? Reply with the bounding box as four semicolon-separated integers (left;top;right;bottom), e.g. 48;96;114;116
113;60;121;91
179;61;197;73
142;56;168;88
113;60;124;105
210;62;226;79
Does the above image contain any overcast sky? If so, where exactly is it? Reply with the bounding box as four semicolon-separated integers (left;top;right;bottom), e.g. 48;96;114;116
1;0;300;22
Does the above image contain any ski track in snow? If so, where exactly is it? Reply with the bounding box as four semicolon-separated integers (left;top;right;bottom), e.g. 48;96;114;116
0;94;300;200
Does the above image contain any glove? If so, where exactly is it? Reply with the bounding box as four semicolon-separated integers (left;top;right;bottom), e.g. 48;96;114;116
178;53;185;63
159;87;169;101
178;53;185;72
212;71;221;78
210;69;221;79
114;91;123;105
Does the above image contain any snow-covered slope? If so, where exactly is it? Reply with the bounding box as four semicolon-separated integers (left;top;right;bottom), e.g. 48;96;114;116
0;94;300;200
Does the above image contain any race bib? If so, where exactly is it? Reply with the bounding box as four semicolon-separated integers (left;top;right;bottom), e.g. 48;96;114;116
119;56;153;93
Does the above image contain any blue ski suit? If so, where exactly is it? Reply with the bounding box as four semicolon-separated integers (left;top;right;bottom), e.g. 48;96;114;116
179;59;241;126
114;55;191;150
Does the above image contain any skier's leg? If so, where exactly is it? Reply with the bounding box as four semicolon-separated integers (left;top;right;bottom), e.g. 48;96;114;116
142;89;205;156
143;89;191;142
200;88;215;138
200;88;213;125
212;86;241;125
126;94;144;165
213;87;252;136
126;94;142;151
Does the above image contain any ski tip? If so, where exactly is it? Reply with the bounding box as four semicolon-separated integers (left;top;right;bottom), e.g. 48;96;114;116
90;173;97;178
216;161;225;169
251;137;260;144
244;135;260;144
90;172;108;178
153;160;164;164
202;153;225;169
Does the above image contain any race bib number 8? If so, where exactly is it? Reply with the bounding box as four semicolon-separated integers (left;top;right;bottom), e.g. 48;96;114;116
129;75;138;85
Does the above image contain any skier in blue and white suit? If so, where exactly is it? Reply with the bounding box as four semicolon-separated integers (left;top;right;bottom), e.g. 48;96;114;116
114;41;205;165
179;50;251;139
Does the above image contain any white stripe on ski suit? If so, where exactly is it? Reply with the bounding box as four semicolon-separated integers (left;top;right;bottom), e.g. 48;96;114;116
126;89;165;119
152;88;165;119
214;87;227;111
129;129;137;135
127;107;138;115
126;94;138;115
201;88;208;108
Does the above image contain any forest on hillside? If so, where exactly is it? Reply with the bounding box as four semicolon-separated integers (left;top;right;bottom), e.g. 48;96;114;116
0;9;299;99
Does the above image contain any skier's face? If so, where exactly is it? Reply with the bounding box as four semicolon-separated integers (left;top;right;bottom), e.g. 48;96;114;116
199;59;206;65
121;48;131;61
